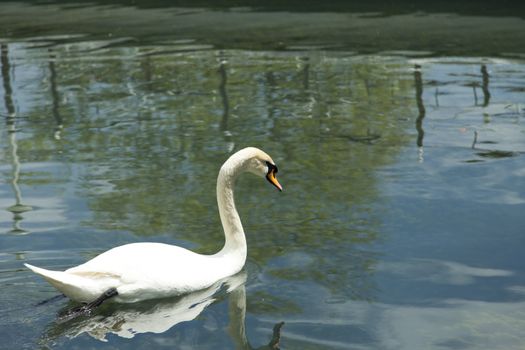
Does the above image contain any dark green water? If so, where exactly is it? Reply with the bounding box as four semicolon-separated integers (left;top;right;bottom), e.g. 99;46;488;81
1;2;524;349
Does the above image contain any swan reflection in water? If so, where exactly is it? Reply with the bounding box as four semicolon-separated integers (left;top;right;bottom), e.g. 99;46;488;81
42;271;284;349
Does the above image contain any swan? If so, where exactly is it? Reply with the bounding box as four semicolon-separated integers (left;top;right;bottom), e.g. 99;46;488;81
25;147;282;307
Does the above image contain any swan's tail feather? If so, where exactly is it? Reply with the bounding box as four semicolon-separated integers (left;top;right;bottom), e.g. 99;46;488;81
25;263;102;302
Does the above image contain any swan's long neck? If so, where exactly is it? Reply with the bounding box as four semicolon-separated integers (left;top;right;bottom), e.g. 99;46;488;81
216;156;247;264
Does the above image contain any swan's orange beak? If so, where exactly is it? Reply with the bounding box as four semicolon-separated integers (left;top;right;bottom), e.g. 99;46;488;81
266;168;283;192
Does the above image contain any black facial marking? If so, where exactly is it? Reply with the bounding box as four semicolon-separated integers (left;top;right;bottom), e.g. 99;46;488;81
265;161;278;175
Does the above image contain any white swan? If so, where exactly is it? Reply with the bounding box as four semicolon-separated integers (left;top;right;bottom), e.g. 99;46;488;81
25;147;282;304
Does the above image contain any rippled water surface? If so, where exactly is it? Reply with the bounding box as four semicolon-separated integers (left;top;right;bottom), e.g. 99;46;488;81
1;2;524;349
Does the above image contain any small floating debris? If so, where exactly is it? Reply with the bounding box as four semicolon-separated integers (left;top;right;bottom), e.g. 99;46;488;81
476;150;517;159
335;132;382;144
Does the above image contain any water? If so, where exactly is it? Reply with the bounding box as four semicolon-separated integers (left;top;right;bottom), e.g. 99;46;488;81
1;2;525;349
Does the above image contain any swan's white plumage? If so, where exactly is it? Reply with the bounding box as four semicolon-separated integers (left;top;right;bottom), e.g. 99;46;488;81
25;147;281;303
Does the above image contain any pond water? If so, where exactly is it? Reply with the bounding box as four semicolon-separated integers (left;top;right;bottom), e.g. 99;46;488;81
1;2;525;349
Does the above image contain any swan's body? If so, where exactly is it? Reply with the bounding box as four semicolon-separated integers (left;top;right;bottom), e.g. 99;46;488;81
25;147;282;303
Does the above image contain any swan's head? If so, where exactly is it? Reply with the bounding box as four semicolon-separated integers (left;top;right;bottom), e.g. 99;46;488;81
230;147;283;191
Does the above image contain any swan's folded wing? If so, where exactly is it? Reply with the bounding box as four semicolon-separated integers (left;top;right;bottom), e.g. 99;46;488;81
65;242;202;283
25;263;119;302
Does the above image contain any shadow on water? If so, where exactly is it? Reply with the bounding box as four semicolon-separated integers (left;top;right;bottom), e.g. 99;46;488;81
414;64;425;154
468;68;524;159
218;55;230;133
40;271;285;349
480;64;491;107
1;43;33;234
467;64;492;108
48;49;64;140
